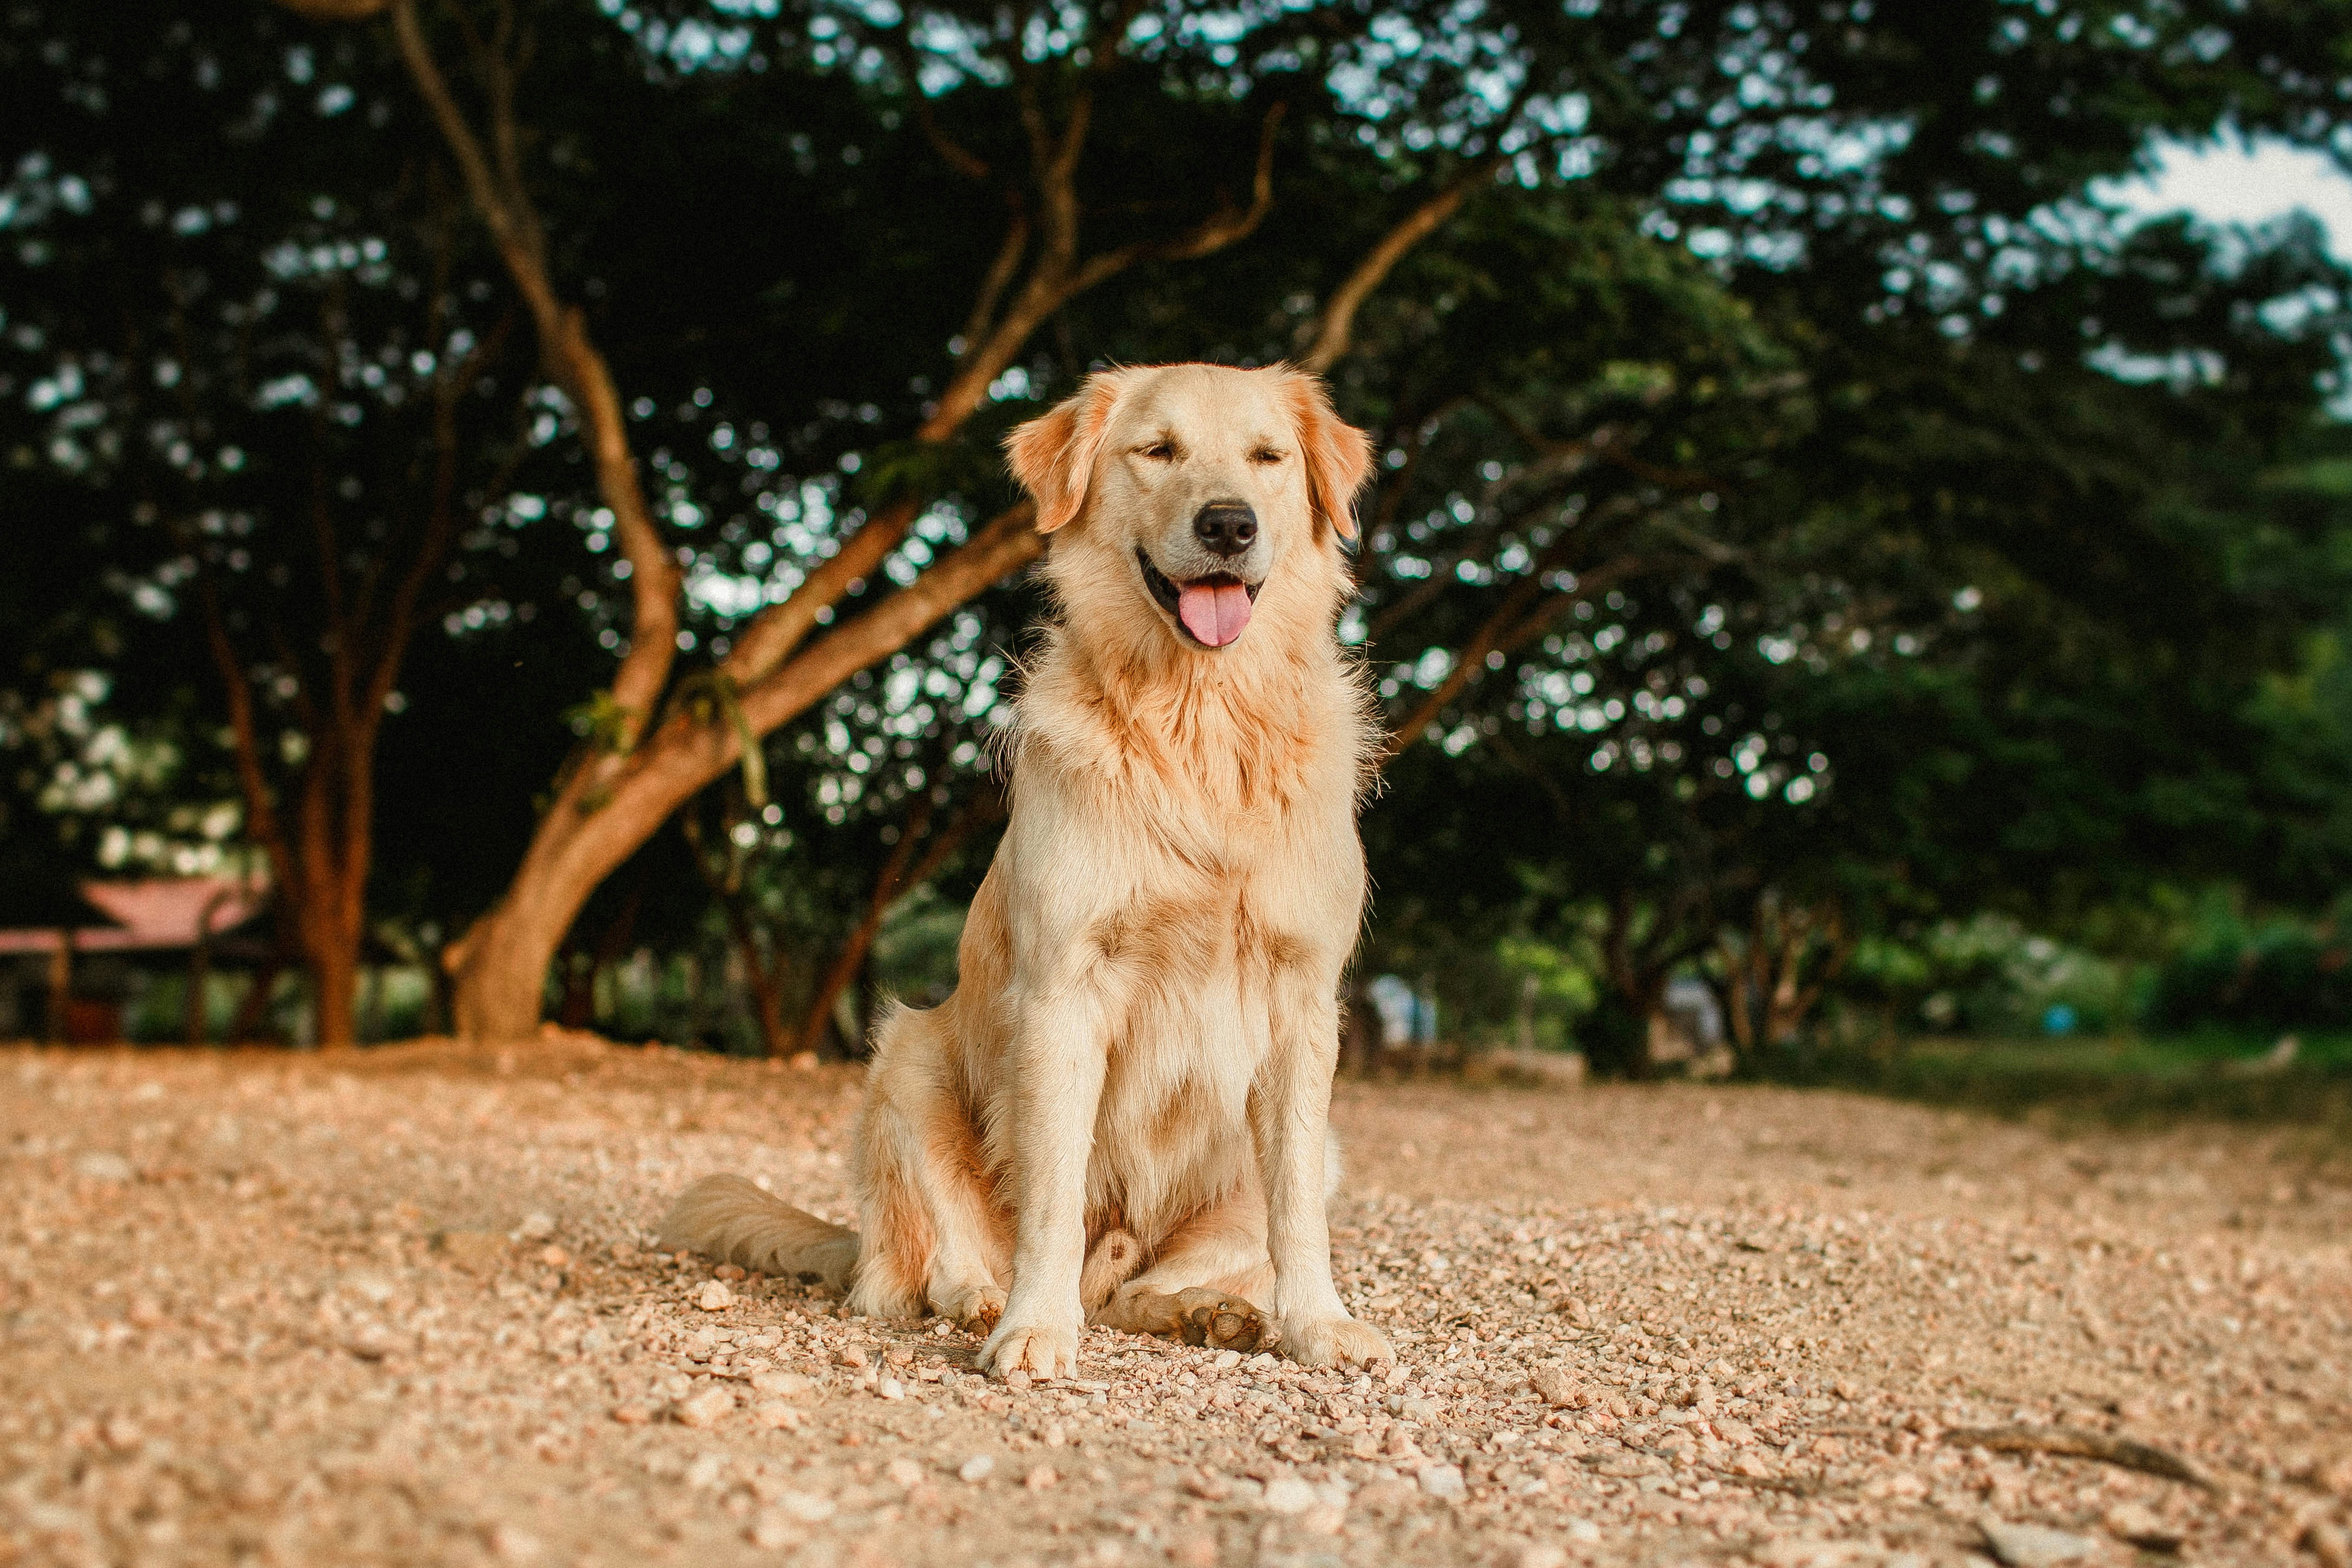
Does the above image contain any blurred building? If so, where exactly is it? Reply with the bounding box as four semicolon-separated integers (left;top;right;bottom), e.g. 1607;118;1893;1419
0;876;270;1042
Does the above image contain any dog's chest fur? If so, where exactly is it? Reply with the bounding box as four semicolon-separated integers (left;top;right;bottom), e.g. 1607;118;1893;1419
998;636;1370;1243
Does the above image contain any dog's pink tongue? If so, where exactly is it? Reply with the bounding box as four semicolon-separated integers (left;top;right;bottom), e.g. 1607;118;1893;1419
1177;582;1253;647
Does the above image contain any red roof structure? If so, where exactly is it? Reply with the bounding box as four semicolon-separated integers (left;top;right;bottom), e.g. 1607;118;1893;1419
0;876;269;954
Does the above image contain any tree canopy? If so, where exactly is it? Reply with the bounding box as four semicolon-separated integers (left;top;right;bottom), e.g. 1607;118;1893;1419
5;0;2352;1059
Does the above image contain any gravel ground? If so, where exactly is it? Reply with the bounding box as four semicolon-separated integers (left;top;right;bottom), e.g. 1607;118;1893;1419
4;1038;2351;1568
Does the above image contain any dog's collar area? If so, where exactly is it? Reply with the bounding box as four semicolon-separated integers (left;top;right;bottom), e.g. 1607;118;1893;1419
1137;547;1260;646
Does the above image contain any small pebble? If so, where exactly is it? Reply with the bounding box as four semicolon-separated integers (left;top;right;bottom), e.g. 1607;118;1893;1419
695;1281;734;1312
1530;1365;1581;1407
487;1524;543;1562
958;1454;995;1483
1261;1477;1317;1514
1417;1462;1467;1501
1167;1534;1219;1568
770;1490;835;1524
675;1386;737;1428
1980;1520;2099;1567
750;1371;811;1398
2103;1503;2181;1552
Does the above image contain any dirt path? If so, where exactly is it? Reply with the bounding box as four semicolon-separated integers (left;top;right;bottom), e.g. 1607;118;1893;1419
4;1040;2349;1568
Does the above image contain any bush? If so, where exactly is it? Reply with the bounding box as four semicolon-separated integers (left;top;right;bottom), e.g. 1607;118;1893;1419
1841;915;2135;1039
2150;917;2352;1031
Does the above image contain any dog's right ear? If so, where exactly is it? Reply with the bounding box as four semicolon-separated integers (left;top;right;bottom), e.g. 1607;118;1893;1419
1004;373;1127;535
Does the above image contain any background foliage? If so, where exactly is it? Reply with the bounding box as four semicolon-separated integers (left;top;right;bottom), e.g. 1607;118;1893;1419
7;0;2352;1072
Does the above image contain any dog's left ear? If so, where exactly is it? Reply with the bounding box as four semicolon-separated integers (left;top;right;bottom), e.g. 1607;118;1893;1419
1004;372;1129;535
1283;371;1375;544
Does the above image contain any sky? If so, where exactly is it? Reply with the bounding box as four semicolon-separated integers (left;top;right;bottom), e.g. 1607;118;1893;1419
2101;136;2352;262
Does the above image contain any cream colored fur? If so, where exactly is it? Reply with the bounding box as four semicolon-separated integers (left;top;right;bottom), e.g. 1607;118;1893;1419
660;363;1393;1378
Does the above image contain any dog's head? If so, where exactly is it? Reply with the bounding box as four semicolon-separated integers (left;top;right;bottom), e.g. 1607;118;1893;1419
1005;363;1372;653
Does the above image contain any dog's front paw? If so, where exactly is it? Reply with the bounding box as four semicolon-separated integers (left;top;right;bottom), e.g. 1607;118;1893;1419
935;1281;1007;1334
979;1318;1080;1379
1280;1314;1393;1370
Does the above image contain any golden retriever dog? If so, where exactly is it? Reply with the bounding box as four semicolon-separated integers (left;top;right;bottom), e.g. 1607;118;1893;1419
659;362;1394;1379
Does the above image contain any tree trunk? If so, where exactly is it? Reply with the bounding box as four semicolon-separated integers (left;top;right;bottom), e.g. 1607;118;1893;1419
44;932;71;1046
794;788;1001;1059
721;900;792;1058
558;886;642;1033
184;887;234;1047
1718;897;1853;1069
448;508;1039;1040
800;917;877;1060
229;954;283;1044
307;921;361;1049
426;943;455;1037
1586;889;1698;1080
796;799;935;1060
295;771;369;1048
184;944;210;1048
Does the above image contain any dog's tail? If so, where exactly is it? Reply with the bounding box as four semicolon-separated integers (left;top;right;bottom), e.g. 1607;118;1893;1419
656;1175;859;1289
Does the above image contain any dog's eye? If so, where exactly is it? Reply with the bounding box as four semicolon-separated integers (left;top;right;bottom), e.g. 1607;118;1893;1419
1249;447;1285;465
1138;441;1175;461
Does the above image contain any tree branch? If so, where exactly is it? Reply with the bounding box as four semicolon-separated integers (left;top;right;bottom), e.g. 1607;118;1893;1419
268;0;388;17
956;203;1032;359
1294;60;1548;375
885;21;992;180
192;569;300;921
1382;552;1647;759
738;501;1041;735
366;307;513;721
719;498;920;687
1065;102;1285;292
386;0;679;745
796;782;1004;1057
1298;156;1502;374
926;101;1282;440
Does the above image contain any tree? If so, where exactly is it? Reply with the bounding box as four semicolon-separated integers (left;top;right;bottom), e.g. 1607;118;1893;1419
0;3;611;1042
1362;204;2352;1072
256;0;1876;1039
15;0;2352;1053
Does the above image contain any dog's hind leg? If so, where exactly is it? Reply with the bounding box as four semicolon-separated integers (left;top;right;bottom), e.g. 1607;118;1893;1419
850;1002;1009;1328
1089;1189;1273;1352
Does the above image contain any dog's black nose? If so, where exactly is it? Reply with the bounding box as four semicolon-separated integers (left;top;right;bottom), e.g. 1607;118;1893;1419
1194;501;1258;558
